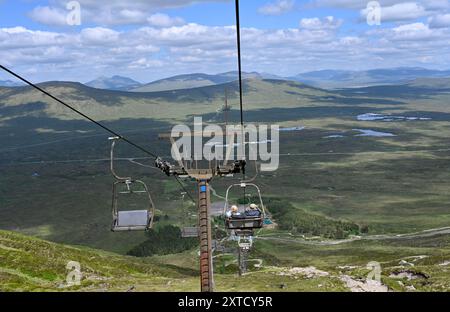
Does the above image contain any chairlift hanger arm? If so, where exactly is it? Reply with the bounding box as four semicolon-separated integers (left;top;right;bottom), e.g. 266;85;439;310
235;0;244;128
109;137;131;181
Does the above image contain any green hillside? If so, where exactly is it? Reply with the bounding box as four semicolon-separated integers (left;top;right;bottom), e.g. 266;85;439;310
131;71;266;92
2;229;450;292
0;229;198;291
0;79;331;122
407;77;450;89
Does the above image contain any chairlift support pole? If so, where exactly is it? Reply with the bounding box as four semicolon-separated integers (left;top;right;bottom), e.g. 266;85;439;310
224;88;228;126
198;179;214;292
157;132;245;292
238;247;248;276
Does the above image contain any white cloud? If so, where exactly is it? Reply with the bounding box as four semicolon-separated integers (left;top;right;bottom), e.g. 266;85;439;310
28;6;68;26
3;12;450;83
368;21;447;43
147;13;185;27
309;0;399;10
391;22;434;40
429;13;450;27
30;0;229;26
111;45;160;54
422;0;450;9
300;16;342;30
0;27;73;49
394;21;428;30
310;0;450;11
129;58;164;69
382;2;427;21
360;2;428;22
71;0;228;10
258;0;295;16
116;9;148;24
80;27;120;44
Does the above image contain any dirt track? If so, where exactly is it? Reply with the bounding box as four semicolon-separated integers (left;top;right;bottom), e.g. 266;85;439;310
257;226;450;246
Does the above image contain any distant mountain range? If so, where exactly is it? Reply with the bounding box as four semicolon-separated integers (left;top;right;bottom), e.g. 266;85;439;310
289;67;450;89
0;80;24;87
131;71;282;92
85;75;142;91
3;67;450;92
82;67;450;92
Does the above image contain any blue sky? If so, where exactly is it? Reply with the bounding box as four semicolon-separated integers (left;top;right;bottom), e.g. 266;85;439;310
1;0;450;83
0;1;353;29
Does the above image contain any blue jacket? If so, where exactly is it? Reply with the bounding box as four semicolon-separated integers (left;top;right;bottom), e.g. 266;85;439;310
245;209;261;217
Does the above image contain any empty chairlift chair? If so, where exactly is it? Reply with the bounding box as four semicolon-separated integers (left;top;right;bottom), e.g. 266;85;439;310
109;137;155;232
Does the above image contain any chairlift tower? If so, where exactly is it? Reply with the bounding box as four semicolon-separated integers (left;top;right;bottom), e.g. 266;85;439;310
157;129;246;292
237;235;252;275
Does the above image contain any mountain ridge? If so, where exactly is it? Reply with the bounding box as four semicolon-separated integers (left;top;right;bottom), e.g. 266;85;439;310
131;71;283;92
0;79;24;87
4;67;450;91
85;75;142;91
290;67;450;89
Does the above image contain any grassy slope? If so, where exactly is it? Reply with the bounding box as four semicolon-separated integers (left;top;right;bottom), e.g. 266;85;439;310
2;229;449;292
0;229;347;292
0;229;198;291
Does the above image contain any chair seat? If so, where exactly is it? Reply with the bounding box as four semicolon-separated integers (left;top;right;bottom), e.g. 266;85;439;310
226;217;263;230
117;210;149;227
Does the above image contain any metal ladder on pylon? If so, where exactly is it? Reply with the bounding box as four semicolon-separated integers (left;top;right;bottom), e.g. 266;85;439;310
198;180;213;292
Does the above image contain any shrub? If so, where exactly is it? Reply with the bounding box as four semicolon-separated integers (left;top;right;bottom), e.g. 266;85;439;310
127;225;198;257
264;197;360;239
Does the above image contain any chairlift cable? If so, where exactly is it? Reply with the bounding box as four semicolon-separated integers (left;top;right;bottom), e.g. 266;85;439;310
235;0;244;128
174;175;196;203
235;0;247;201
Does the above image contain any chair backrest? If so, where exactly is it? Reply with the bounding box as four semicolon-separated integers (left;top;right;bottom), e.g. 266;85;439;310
223;183;265;218
111;180;155;231
226;217;263;230
117;210;149;227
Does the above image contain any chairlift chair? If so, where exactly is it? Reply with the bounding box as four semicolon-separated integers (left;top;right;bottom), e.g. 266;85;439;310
237;236;253;250
223;183;265;232
109;137;155;232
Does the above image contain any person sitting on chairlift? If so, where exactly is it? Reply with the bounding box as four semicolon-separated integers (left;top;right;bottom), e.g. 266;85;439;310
245;203;261;217
227;205;244;219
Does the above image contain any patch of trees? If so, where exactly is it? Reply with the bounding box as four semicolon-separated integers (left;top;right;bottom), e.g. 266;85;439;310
265;197;360;239
127;225;198;257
